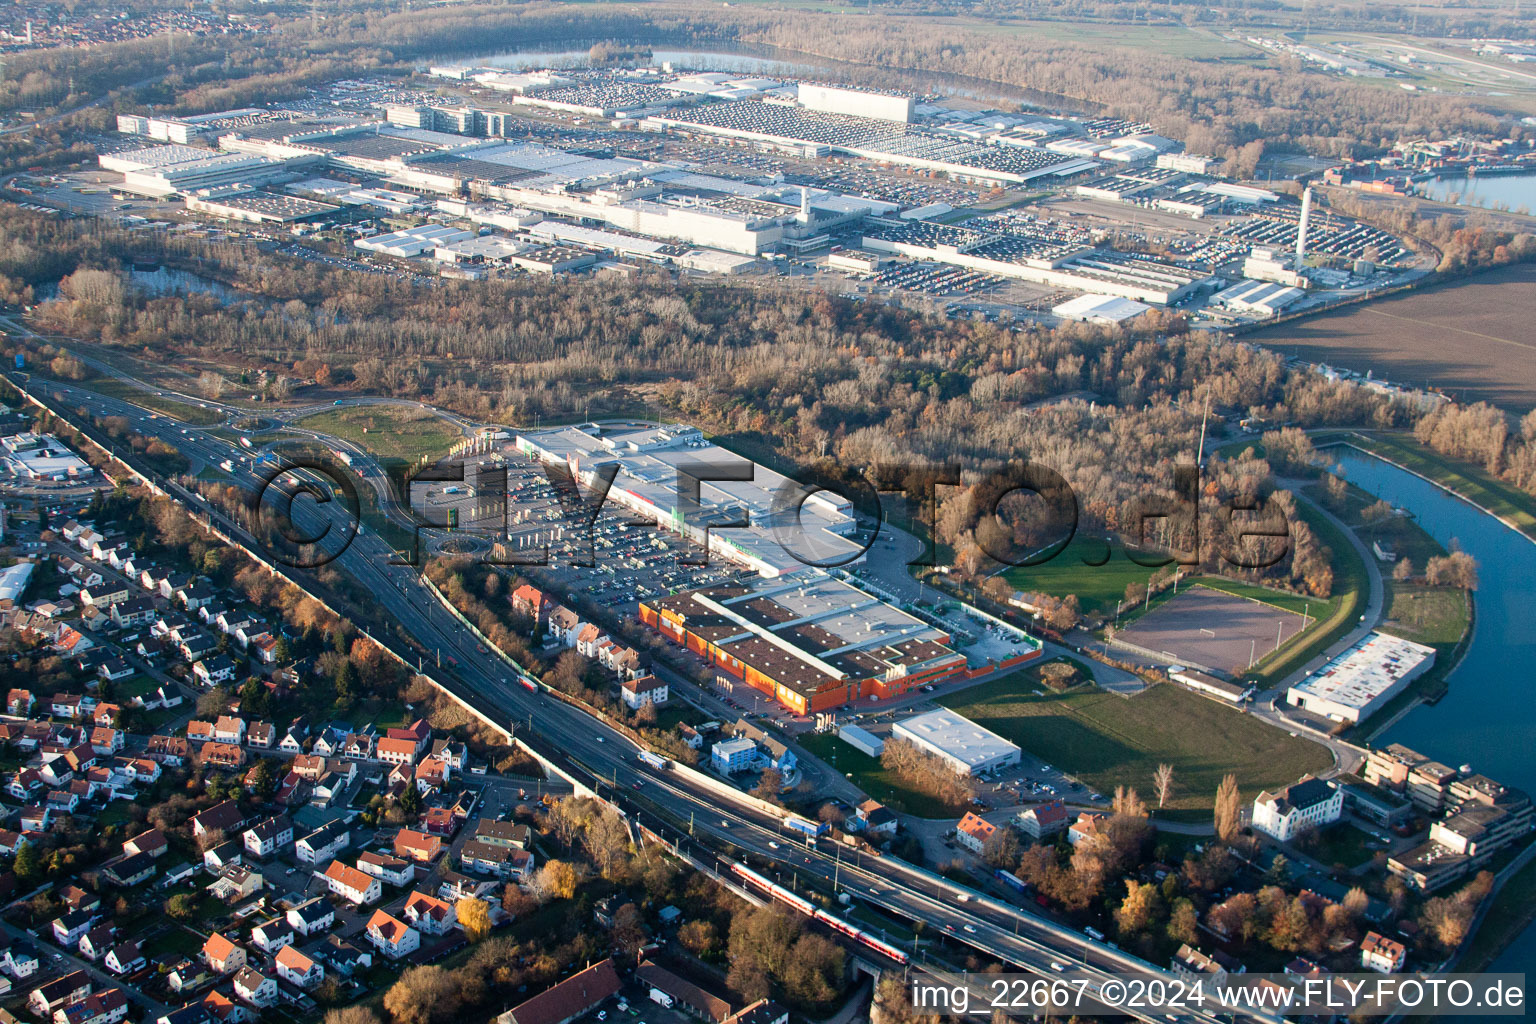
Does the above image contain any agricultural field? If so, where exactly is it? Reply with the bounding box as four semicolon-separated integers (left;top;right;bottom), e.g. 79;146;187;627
942;675;1331;815
1249;263;1536;414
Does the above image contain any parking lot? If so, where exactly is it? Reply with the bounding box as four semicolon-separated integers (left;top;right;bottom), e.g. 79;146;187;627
414;449;759;618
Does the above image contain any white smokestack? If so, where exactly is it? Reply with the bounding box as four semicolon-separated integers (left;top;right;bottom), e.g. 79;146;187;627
1295;187;1313;270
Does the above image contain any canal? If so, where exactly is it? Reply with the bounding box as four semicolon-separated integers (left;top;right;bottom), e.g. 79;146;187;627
1329;446;1536;975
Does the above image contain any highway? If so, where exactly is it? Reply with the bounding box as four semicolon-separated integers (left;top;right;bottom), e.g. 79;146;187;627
11;368;1270;1024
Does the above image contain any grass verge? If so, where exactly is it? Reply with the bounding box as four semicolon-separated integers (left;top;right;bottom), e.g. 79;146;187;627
1320;431;1536;542
798;731;967;818
88;378;226;424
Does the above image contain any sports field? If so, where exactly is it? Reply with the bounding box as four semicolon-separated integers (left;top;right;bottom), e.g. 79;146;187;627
1114;584;1308;676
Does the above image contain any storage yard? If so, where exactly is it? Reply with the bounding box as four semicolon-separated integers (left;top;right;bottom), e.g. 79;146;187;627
53;62;1430;328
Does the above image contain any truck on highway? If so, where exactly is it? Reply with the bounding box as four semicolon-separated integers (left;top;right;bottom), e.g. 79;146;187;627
784;817;828;840
637;751;668;771
240;437;253;448
218;459;234;473
336;451;353;467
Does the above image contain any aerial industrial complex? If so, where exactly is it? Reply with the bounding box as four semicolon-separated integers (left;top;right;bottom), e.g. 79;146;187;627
58;63;1425;329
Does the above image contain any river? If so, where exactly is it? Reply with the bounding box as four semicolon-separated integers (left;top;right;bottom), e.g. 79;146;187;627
1329;446;1536;976
1419;172;1536;214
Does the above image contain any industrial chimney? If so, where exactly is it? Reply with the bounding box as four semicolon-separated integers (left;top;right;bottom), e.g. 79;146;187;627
1295;187;1313;270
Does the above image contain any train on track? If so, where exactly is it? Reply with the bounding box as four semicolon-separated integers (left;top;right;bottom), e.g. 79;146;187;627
729;861;909;964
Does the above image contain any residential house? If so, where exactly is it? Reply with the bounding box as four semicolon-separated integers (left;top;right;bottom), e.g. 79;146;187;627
1016;800;1070;841
200;742;246;769
401;891;457;935
323;861;381;906
29;971;91;1017
295;821;350;866
955;812;997;854
273;945;323;990
6;689;34;715
244;722;275;749
193;656;238;688
316;936;370;977
1361;932;1406;973
103;942;145;977
101;852;156;888
77;926;117;962
202;935;246;975
191;800;247;838
393;829;442;864
123;828;168;859
511;585;552;626
53;988;129;1024
202;842;242;874
495;959;621;1024
285;898;334;938
147;735;191;766
249;921;294;956
365;911;420;959
357;851;414;887
241;816;293;859
211;717;245;746
428;739;468;771
206;864;261;903
620;674;667;710
1067;813;1105;848
231;968;276;1009
1252;778;1343;842
849;800;898;838
52;910;98;948
461;841;534;880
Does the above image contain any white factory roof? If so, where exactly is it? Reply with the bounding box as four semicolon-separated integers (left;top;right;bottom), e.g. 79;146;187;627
1051;293;1152;324
516;423;862;575
1288;632;1436;711
0;561;34;604
354;224;474;256
891;708;1019;771
1213;279;1307;313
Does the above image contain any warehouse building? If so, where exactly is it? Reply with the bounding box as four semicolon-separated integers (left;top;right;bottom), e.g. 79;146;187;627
1051;293;1151;325
98;145;295;197
354;224;475;257
797;83;914;123
890;708;1020;776
838;724;885;758
1212;279;1308;317
640;572;968;716
515;422;861;576
1286;632;1436;725
185;191;340;224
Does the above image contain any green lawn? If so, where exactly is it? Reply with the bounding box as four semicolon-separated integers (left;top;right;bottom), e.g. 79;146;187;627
942;675;1331;812
798;731;969;818
1301;822;1381;870
1382;585;1469;646
1003;536;1162;619
294;406;461;466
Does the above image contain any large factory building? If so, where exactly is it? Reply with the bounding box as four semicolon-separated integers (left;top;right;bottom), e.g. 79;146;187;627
640;573;970;715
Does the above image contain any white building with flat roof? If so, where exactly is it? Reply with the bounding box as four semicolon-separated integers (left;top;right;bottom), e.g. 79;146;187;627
1287;632;1436;725
891;708;1020;776
515;422;859;577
